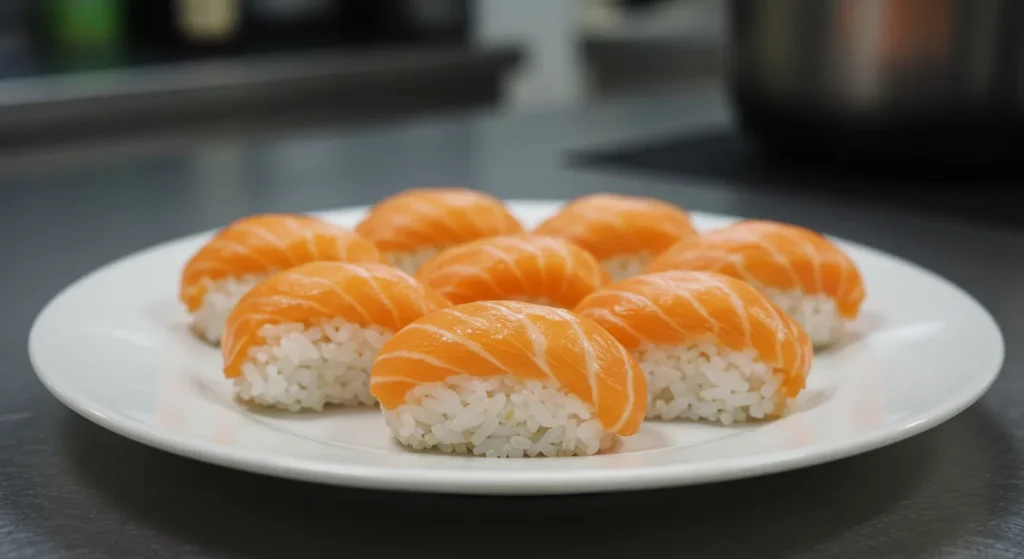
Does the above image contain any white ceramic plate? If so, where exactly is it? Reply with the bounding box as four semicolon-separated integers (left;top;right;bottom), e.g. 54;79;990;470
29;201;1004;495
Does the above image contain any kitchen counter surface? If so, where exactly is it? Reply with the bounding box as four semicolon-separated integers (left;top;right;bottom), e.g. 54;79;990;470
3;82;1022;558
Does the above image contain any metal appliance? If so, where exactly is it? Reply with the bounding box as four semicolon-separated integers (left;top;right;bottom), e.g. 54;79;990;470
725;0;1024;161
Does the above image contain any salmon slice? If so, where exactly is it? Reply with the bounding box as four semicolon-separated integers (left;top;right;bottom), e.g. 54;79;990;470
645;220;865;320
415;234;610;308
575;271;813;403
354;188;524;273
221;261;450;379
532;193;699;279
180;213;381;313
370;300;647;438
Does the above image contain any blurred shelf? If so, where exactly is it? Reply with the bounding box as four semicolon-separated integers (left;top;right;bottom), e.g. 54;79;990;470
0;44;521;146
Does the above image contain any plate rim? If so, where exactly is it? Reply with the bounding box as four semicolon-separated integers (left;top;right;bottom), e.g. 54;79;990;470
28;201;1006;495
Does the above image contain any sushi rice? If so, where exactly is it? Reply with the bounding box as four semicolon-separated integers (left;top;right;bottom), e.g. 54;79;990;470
508;295;559;307
601;254;651;282
386;248;440;275
235;319;393;411
637;341;796;424
383;375;616;458
760;286;846;346
190;274;268;344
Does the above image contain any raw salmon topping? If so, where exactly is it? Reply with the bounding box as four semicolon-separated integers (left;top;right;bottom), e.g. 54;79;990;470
416;234;610;307
355;187;524;253
533;193;698;260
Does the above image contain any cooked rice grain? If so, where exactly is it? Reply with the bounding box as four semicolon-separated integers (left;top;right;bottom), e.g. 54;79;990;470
638;342;796;425
386;248;441;275
383;375;615;458
761;287;846;346
508;295;559;307
191;274;268;344
236;319;393;411
601;254;650;282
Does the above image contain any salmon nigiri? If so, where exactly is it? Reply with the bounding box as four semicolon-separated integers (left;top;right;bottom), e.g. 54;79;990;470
221;261;450;411
370;300;647;458
575;271;813;425
645;219;865;346
180;213;382;345
415;234;610;308
533;193;699;281
354;187;524;274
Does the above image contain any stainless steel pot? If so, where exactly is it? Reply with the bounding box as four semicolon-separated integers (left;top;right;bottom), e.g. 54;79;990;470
725;0;1024;161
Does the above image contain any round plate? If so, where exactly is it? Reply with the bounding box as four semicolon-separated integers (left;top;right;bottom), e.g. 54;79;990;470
28;201;1004;495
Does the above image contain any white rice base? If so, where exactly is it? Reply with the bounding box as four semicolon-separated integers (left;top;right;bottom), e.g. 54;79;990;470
638;341;796;425
190;274;268;345
236;319;393;411
508;295;559;307
384;375;616;458
386;247;441;275
760;286;846;346
601;254;651;282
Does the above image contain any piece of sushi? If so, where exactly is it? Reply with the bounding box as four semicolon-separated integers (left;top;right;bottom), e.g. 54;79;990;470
644;219;865;346
415;234;610;308
532;193;699;281
369;300;647;458
180;213;382;345
221;261;450;411
575;270;813;425
354;187;525;274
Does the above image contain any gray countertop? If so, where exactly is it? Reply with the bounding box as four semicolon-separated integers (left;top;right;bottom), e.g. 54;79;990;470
3;82;1023;558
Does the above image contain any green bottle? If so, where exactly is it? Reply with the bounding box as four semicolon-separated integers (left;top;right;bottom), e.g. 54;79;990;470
47;0;124;70
49;0;123;47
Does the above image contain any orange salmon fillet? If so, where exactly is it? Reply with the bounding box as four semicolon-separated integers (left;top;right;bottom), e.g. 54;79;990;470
354;187;524;252
416;234;610;307
533;193;698;260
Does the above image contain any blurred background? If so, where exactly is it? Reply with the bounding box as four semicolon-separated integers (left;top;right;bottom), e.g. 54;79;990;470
7;0;1019;201
0;0;722;149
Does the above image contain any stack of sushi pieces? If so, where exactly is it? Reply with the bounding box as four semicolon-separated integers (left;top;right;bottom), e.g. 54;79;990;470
177;187;866;459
